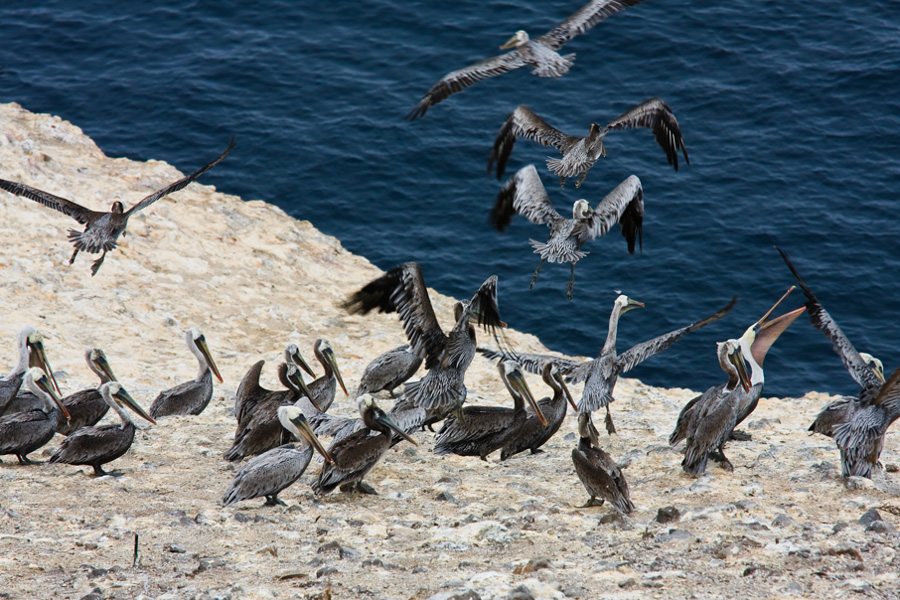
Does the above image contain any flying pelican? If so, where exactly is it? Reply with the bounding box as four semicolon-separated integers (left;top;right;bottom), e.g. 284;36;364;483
234;345;315;424
222;407;333;507
488;99;689;188
406;0;645;119
480;294;736;434
342;262;506;418
149;327;223;418
1;326;57;414
356;345;423;397
0;139;234;275
313;395;417;495
0;368;69;464
434;360;547;460
305;339;348;413
500;362;577;460
48;382;155;476
571;412;633;513
491;165;643;299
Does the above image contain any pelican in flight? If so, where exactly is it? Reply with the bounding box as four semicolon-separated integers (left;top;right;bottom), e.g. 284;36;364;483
1;326;57;414
571;413;633;513
492;165;643;299
356;345;423;398
149;327;223;418
342;262;506;418
488;98;689;188
48;382;155;476
480;294;736;434
407;0;645;119
0;368;69;464
0;139;233;275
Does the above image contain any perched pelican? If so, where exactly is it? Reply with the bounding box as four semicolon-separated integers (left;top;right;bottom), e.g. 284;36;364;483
305;339;348;413
491;165;643;299
313;395;417;495
407;0;645;119
356;345;422;397
0;140;233;275
501;362;577;460
149;327;223;418
48;382;155;476
222;407;332;507
480;294;736;434
488;99;689;188
1;326;58;414
342;262;506;417
0;368;69;464
234;345;315;424
571;413;633;513
55;348;119;436
435;360;547;460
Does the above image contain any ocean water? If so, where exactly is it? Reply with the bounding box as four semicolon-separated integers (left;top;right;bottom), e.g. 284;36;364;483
1;1;899;399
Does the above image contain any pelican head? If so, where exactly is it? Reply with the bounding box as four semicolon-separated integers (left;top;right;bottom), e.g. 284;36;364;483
577;412;600;446
573;199;593;221
858;352;885;383
25;366;70;420
277;406;333;463
500;360;547;425
543;362;577;410
185;327;223;383
500;30;529;49
102;381;155;424
718;339;751;392
738;287;805;370
614;293;644;315
358;394;418;446
285;343;315;378
25;328;61;394
87;348;117;383
315;339;348;396
111;201;124;214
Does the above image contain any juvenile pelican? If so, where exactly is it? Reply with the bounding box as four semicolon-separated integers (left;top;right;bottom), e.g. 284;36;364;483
0;368;69;464
222;407;333;507
1;326;58;414
571;413;633;513
407;0;645;119
234;345;315;424
48;382;155;476
488;99;689;188
356;345;423;397
501;362;577;460
0;139;234;275
492;165;643;299
305;339;348;413
149;327;223;418
313;395;417;495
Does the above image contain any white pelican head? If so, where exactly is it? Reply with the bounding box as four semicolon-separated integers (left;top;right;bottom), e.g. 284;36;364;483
500;30;529;49
572;199;593;220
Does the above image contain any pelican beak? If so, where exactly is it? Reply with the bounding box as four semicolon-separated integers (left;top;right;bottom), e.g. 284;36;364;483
622;298;645;314
322;346;348;396
377;411;418;446
196;336;223;383
290;413;333;464
112;387;156;425
508;367;547;426
557;372;578;411
728;348;752;392
749;306;806;367
28;339;61;395
287;368;316;409
35;372;69;420
756;286;795;327
499;34;519;50
290;348;316;378
92;352;118;382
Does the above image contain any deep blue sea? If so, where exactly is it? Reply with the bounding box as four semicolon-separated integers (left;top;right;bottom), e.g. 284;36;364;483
2;1;899;399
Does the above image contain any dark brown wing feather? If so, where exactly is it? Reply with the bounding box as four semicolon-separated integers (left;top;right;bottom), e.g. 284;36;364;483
602;97;689;171
584;174;643;253
0;179;98;224
539;0;646;50
488;106;578;180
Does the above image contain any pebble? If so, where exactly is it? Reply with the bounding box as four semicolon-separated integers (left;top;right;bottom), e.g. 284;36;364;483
656;506;681;524
167;544;186;553
507;584;534;600
771;514;794;528
316;566;338;578
866;520;897;536
858;509;882;527
435;491;459;504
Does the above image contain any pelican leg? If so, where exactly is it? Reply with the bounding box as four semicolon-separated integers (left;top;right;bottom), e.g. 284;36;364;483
566;262;576;300
559;176;567;189
578;496;604;508
90;251;107;276
17;454;37;465
575;171;589;188
530;448;546;455
69;247;80;265
714;448;734;472
263;495;287;507
604;406;617;436
355;481;378;495
729;430;752;442
530;258;546;290
92;465;109;477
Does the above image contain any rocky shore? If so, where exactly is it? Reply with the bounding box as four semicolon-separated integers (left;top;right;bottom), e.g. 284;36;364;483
0;103;897;599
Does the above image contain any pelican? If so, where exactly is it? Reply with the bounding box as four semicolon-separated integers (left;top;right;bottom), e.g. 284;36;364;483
488;99;689;188
0;140;233;275
480;294;736;434
1;326;58;414
55;348;119;436
48;382;155;476
435;360;547;460
500;362;577;460
0;368;69;464
313;395;417;495
807;353;883;439
234;345;315;424
342;262;506;417
305;339;348;413
356;345;422;397
491;165;643;299
222;407;333;507
406;0;645;119
571;413;633;513
149;327;223;418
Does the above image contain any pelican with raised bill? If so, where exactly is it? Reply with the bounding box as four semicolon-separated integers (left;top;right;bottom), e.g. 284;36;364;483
0;326;59;415
491;164;643;299
0;368;70;464
0;138;234;275
49;382;155;476
407;0;645;119
149;327;223;418
488;98;689;188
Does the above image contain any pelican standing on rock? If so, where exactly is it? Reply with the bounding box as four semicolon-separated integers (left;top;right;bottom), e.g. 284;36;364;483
1;326;57;414
356;345;423;397
0;139;234;275
491;165;643;299
149;327;223;418
488;98;689;188
572;412;634;513
48;382;155;476
501;362;577;460
234;345;315;424
0;368;69;464
407;0;645;119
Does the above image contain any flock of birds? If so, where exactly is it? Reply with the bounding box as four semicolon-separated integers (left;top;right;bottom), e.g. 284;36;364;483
1;0;898;517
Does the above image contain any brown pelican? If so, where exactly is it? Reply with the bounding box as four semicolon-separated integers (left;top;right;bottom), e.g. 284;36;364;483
488;99;689;188
480;294;736;434
234;345;315;424
407;0;645;119
313;395;417;495
501;362;577;460
1;326;58;414
149;327;223;418
48;382;155;476
571;413;633;513
342;262;506;418
356;345;423;397
55;349;119;436
222;407;332;507
491;164;643;299
305;339;348;413
0;368;70;464
807;352;883;439
434;360;547;460
0;139;234;275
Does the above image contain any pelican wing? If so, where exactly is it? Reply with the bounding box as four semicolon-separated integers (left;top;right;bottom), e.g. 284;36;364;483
125;138;234;216
477;347;582;376
539;0;646;50
447;275;506;361
407;52;527;120
0;179;99;225
491;165;563;232
489;105;578;180
601;97;689;171
584;174;643;253
434;406;514;449
616;296;737;374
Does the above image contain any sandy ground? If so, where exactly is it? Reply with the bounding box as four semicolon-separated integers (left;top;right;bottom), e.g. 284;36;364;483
0;104;898;600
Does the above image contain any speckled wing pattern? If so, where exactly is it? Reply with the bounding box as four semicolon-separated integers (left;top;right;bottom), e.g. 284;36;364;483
0;179;99;224
476;347;582;377
538;0;646;50
491;164;563;232
489;106;580;180
601;97;689;171
584;174;644;253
